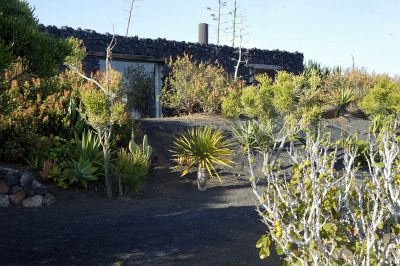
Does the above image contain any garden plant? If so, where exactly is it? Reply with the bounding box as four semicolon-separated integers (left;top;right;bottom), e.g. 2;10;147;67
171;126;234;191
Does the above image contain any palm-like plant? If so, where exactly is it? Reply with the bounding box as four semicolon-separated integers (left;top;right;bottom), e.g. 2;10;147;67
171;126;234;191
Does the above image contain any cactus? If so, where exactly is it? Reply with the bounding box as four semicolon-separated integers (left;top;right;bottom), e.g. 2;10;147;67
129;129;139;153
129;129;153;159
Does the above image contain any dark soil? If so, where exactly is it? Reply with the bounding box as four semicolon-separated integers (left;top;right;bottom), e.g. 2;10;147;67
1;114;370;266
0;166;281;266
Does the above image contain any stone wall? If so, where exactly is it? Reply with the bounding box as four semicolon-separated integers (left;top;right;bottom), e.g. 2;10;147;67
40;25;304;80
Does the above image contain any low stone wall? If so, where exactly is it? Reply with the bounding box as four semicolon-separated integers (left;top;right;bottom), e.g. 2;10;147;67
0;168;56;207
40;25;304;81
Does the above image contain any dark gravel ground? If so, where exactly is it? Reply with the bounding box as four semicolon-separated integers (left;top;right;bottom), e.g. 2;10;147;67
0;167;281;266
0;115;369;266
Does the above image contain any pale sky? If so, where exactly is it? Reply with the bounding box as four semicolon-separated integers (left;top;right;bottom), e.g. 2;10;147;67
28;0;399;76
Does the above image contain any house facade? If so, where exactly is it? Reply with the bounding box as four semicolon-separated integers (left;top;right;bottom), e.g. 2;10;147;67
41;25;304;117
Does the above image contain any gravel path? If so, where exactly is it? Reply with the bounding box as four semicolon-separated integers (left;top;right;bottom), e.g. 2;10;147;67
0;167;281;266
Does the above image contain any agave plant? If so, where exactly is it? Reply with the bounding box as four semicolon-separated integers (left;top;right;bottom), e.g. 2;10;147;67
171;126;234;191
69;158;99;188
330;87;355;117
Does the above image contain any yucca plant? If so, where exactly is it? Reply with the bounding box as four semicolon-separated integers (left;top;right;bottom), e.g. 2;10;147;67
171;126;234;191
329;87;355;117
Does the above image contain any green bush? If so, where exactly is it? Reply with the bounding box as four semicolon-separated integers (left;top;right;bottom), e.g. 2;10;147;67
359;77;400;117
115;148;150;192
161;54;229;114
226;71;322;127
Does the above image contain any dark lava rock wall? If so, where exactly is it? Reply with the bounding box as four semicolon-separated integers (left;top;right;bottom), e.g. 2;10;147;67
41;25;304;80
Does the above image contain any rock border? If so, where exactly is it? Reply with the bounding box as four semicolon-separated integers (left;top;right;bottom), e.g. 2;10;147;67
0;167;56;207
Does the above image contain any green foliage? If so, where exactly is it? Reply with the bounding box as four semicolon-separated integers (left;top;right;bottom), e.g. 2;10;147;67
0;0;73;76
26;131;103;189
221;85;243;118
161;54;229;114
323;69;384;109
68;158;99;189
114;148;150;192
128;129;153;159
328;87;355;117
0;68;85;161
171;126;234;181
80;69;125;129
228;71;322;127
359;77;400;117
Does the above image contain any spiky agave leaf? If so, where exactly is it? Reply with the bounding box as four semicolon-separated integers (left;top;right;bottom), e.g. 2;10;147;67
171;126;234;181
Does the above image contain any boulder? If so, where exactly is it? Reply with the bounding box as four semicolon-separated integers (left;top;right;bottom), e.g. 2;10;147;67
0;180;9;194
42;193;56;206
22;195;43;208
0;194;10;207
20;172;35;196
33;180;48;196
0;168;7;179
3;171;20;186
9;189;25;206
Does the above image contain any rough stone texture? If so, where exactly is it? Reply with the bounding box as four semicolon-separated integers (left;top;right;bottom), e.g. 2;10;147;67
9;189;25;206
3;171;20;186
42;193;56;206
40;25;304;81
33;179;48;196
20;172;35;196
0;180;9;194
0;194;10;207
22;195;43;208
0;168;7;178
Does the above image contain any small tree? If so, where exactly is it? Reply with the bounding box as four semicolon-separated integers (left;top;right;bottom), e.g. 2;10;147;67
68;36;125;198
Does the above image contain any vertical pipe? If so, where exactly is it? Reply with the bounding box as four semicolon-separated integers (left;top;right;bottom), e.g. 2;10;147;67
198;23;209;44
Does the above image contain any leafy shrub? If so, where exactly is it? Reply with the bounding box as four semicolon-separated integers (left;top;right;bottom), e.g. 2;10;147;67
0;0;73;77
359;77;400;117
227;71;322;127
161;54;229;114
0;68;86;161
221;81;244;118
323;69;383;107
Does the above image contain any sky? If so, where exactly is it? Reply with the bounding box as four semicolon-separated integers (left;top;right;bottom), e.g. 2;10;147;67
28;0;400;76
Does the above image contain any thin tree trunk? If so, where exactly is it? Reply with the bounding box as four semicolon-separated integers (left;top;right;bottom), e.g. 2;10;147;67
103;146;112;198
118;176;123;197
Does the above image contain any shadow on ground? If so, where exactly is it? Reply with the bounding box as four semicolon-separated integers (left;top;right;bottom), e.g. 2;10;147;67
0;167;282;266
